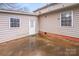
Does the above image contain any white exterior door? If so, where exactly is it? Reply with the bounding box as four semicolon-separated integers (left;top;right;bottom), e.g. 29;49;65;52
29;19;36;35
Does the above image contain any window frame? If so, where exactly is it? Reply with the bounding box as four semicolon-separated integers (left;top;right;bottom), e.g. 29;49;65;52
9;17;20;28
60;10;73;27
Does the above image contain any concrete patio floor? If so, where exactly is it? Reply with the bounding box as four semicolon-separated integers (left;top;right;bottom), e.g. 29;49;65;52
0;35;79;56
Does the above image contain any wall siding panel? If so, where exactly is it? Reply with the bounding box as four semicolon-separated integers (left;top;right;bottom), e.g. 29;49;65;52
0;13;38;43
39;8;79;38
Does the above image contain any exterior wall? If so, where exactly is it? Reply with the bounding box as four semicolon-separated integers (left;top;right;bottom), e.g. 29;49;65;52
0;4;79;43
0;13;38;43
39;7;79;38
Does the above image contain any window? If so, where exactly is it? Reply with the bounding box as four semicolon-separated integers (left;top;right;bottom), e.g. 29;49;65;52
10;18;20;27
60;11;73;27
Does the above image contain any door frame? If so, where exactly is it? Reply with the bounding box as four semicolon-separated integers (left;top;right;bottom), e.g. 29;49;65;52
29;19;36;35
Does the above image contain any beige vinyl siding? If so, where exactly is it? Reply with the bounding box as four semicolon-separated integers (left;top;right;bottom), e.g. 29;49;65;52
0;13;38;43
39;12;59;34
59;8;79;38
39;8;79;38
